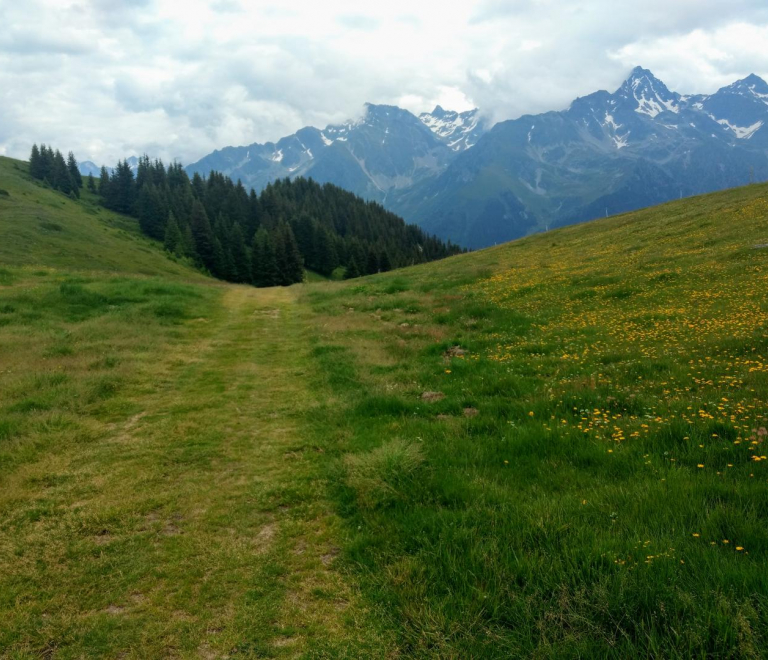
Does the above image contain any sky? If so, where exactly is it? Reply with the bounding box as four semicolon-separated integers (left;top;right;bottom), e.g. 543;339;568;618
2;0;768;167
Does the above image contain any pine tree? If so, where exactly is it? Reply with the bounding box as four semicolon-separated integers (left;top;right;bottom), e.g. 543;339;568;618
276;223;303;285
164;212;183;255
189;199;215;270
315;227;338;276
229;222;250;283
52;150;73;195
378;249;392;272
87;174;96;192
98;166;110;196
252;227;278;287
344;257;361;280
29;144;43;180
67;152;82;190
39;145;55;183
366;247;379;275
137;184;166;240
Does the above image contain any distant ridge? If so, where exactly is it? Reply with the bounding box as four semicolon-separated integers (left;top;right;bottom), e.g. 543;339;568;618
85;68;768;250
391;67;768;247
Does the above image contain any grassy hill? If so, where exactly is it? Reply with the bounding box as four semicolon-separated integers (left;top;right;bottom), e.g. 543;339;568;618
0;156;205;279
302;182;768;657
1;156;768;657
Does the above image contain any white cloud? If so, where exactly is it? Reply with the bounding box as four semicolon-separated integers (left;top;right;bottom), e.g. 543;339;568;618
1;0;767;167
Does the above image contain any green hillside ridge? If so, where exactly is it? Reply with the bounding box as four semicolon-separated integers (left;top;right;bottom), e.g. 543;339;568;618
1;157;768;657
0;156;206;280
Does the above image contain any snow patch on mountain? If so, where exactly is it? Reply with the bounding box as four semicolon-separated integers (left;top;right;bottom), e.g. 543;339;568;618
613;133;630;149
714;117;764;139
418;106;489;151
633;89;679;118
621;67;680;118
603;113;621;131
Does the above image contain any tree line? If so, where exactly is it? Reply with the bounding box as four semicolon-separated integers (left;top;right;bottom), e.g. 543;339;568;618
28;145;84;198
29;147;464;286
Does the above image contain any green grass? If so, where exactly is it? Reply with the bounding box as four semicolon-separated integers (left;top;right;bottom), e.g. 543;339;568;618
0;160;392;657
0;156;205;279
302;183;768;657
303;269;330;283
3;152;768;656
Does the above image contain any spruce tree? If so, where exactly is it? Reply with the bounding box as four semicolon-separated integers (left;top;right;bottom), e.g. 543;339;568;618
366;247;379;275
378;249;392;272
252;227;278;287
67;152;82;190
29;144;42;180
344;257;361;280
229;222;250;283
108;160;136;214
181;224;196;258
281;223;304;284
189;199;215;270
137;184;166;240
98;166;110;196
87;174;96;192
315;227;338;276
211;236;226;278
40;145;55;183
52;150;73;195
164;212;183;255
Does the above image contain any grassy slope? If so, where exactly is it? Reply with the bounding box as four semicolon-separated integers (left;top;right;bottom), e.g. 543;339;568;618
303;183;768;657
3;152;768;657
0;156;205;279
0;160;391;657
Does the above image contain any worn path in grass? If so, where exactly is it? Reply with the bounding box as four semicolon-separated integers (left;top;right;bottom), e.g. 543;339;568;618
0;284;389;658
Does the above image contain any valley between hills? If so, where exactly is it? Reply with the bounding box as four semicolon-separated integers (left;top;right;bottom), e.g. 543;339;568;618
2;154;768;657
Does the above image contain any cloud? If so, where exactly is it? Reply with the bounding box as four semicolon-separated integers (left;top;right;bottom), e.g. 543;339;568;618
336;14;380;31
1;0;767;168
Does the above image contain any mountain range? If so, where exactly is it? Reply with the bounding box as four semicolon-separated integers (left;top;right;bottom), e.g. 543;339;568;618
84;68;768;249
396;67;768;247
183;104;488;207
79;156;141;178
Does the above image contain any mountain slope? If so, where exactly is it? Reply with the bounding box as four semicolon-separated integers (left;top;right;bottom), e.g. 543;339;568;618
394;67;768;247
303;181;768;656
418;105;490;151
0;156;204;278
186;104;460;204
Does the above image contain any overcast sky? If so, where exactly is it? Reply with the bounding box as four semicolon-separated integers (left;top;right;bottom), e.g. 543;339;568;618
2;0;768;167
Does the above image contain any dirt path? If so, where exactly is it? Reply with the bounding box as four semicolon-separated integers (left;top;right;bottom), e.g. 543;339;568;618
0;284;390;658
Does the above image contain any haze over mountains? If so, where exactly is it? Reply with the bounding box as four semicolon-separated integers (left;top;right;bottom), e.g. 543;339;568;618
82;68;768;249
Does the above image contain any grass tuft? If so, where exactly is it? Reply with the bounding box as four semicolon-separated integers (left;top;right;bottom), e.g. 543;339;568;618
345;440;425;509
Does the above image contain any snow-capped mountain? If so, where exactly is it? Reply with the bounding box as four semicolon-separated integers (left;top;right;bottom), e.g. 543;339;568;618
95;67;768;250
418;106;490;151
186;103;458;204
391;67;768;248
696;74;768;144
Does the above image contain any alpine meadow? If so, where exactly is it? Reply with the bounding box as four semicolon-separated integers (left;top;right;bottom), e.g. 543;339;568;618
5;2;768;657
2;145;768;657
